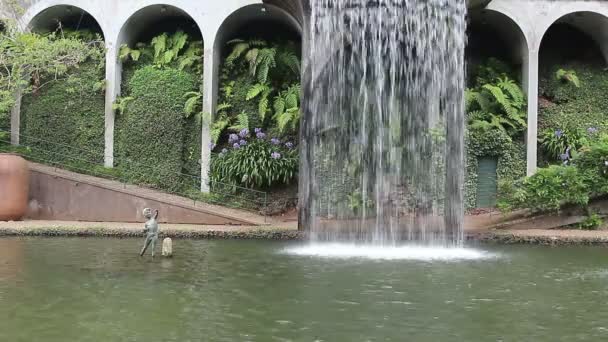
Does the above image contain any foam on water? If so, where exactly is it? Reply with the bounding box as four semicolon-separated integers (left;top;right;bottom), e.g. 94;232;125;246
283;243;496;261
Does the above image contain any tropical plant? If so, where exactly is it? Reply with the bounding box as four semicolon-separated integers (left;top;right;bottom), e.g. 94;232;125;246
273;83;301;133
119;31;203;74
539;127;588;161
555;69;580;88
210;132;298;189
466;75;527;137
224;38;301;132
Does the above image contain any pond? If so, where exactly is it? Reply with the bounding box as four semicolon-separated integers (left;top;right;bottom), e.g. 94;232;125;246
1;237;607;341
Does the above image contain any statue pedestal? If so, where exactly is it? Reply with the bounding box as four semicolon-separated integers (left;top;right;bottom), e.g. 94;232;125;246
162;238;173;257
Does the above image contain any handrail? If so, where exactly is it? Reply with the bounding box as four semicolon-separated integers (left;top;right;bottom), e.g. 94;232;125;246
0;130;269;218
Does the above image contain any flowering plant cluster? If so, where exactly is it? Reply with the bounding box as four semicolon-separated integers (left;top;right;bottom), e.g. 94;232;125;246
210;128;298;189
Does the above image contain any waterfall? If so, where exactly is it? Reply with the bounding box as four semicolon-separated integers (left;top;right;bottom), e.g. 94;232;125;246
300;0;467;245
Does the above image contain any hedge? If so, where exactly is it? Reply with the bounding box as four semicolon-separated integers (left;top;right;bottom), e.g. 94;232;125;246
115;65;197;192
19;62;105;164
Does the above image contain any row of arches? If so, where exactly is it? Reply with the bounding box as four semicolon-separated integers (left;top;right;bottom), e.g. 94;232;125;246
8;0;608;190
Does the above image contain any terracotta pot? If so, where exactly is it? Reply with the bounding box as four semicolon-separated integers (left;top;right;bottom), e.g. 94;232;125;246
0;154;29;221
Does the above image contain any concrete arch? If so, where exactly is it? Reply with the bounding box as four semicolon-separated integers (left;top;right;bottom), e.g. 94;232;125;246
20;1;107;39
468;8;530;70
212;2;302;54
116;3;204;49
538;10;608;65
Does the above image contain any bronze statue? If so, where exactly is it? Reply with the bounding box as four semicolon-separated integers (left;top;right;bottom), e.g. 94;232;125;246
139;208;159;257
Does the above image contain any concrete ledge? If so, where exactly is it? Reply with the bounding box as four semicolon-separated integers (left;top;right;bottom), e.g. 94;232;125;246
0;224;302;240
469;230;608;246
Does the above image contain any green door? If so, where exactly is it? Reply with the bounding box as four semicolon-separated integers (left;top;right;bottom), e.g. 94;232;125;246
476;157;498;208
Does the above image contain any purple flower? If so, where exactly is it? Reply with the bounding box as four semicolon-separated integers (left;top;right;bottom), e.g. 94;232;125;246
221;148;228;154
239;128;249;138
239;139;247;146
254;128;262;134
285;142;294;149
233;143;240;149
588;127;598;134
271;138;280;145
229;134;239;143
555;129;563;138
256;132;266;139
209;142;216;150
271;152;281;159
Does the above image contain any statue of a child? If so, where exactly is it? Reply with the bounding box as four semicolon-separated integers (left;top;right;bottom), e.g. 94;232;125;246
139;208;159;257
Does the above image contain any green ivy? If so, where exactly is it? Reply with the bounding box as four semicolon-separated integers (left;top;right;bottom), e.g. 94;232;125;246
20;61;105;164
465;128;526;209
539;63;608;141
115;65;197;192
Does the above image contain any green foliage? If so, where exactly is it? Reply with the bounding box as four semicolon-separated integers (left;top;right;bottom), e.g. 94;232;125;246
539;127;589;161
499;136;608;213
112;96;135;115
466;75;527;137
211;139;298;189
119;31;203;75
20;62;106;164
221;38;301;135
347;188;373;214
579;213;602;230
273;84;301;133
498;165;589;212
115;66;197;191
465;127;526;209
539;64;608;135
0;24;105;129
555;69;580;88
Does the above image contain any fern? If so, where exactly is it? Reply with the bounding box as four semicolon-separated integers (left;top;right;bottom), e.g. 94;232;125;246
112;96;135;115
246;83;269;100
556;69;580;87
466;74;527;136
151;33;168;61
211;115;230;144
228;111;249;132
183;91;202;117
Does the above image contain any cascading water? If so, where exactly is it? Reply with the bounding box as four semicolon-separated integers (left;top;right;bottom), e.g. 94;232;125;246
299;0;467;246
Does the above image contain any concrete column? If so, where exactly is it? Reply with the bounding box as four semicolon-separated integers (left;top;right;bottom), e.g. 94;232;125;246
104;44;120;168
10;92;21;145
523;49;539;176
200;43;218;193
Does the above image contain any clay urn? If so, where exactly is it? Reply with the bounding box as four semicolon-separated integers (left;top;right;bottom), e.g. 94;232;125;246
0;154;29;221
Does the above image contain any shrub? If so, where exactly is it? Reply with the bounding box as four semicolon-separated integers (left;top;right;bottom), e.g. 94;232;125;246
539;126;589;161
115;66;197;192
20;61;105;164
210;132;298;189
498;165;589;212
579;213;602;230
572;135;608;195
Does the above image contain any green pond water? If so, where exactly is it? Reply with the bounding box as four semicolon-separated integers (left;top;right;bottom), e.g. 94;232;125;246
1;237;608;341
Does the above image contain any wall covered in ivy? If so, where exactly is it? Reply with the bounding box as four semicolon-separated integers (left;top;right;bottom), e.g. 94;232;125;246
465;129;527;209
115;65;198;192
20;62;105;164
